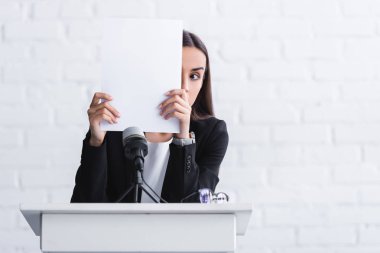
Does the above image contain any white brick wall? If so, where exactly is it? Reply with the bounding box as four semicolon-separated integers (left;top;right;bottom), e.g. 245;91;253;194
0;0;380;252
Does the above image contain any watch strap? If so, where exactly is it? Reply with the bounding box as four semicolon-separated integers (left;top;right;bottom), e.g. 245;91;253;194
172;131;196;146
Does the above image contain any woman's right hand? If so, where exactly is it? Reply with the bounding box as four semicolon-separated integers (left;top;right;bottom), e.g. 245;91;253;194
87;92;120;147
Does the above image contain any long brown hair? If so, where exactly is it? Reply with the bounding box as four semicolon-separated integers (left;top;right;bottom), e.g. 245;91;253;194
183;30;214;120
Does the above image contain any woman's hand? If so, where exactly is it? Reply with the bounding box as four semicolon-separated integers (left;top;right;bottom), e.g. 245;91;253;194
159;89;191;139
87;92;120;147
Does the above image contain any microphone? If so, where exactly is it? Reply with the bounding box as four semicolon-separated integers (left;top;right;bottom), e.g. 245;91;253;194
117;126;168;203
122;127;148;171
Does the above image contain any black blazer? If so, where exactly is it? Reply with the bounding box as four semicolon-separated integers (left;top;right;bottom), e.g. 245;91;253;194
70;116;229;203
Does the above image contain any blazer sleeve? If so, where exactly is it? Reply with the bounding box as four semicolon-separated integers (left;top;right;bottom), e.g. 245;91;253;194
70;131;109;203
162;120;229;203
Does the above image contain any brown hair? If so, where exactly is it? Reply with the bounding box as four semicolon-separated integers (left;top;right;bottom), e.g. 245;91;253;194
183;30;214;120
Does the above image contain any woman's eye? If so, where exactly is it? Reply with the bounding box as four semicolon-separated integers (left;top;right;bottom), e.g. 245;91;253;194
190;73;200;80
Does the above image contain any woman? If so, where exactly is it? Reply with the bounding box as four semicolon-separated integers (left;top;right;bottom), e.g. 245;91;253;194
71;30;229;203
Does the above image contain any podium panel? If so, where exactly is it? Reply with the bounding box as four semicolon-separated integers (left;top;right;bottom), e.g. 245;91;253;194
43;213;235;252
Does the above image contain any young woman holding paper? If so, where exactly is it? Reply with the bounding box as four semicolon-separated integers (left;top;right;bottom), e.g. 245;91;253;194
71;31;229;203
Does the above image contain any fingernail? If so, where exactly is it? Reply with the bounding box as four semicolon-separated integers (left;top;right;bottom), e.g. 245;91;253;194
165;91;170;95
159;104;162;108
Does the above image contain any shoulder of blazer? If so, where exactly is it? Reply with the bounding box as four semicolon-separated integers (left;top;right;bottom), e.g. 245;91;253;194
103;131;123;150
190;116;227;144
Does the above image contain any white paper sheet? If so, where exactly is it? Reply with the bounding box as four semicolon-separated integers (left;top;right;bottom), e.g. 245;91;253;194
100;18;183;133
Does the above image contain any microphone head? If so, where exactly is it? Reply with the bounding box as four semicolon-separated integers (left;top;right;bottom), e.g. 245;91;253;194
122;126;148;165
122;126;145;146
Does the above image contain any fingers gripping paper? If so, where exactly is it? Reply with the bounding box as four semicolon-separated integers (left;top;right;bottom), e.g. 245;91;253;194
101;19;183;133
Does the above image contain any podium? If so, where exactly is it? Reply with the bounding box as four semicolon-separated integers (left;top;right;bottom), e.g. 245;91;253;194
20;203;252;253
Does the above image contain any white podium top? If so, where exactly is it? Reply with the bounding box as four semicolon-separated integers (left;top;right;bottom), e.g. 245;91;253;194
20;203;252;236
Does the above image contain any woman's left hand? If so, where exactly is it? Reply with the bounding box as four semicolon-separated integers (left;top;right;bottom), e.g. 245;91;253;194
159;89;191;139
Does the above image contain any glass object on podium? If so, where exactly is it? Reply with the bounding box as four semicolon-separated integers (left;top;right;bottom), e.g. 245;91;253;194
181;188;230;203
199;188;229;203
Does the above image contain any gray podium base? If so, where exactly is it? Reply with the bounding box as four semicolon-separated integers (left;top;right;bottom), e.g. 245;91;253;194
20;203;252;253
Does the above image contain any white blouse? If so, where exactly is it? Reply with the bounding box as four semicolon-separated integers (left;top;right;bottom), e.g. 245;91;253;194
140;138;173;203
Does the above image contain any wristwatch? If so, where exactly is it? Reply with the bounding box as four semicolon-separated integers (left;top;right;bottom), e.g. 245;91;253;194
172;131;196;146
